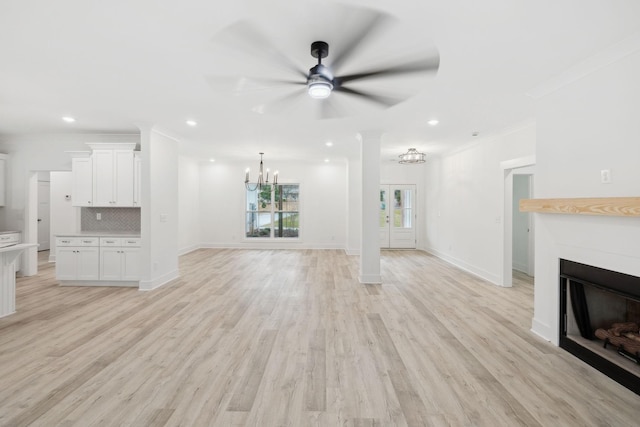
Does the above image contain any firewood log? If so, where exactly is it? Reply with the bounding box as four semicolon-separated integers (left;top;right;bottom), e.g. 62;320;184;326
610;322;639;336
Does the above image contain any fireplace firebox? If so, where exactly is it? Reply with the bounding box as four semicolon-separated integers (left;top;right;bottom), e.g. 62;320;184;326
560;259;640;395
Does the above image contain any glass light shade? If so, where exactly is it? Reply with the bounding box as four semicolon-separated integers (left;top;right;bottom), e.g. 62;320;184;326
399;148;426;164
307;81;333;99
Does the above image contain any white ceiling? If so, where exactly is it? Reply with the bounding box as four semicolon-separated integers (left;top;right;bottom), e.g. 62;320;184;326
1;0;639;163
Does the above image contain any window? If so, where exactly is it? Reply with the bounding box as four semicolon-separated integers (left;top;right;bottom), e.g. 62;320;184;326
246;184;299;238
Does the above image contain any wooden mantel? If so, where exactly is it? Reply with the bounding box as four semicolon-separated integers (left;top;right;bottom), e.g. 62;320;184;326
519;197;640;217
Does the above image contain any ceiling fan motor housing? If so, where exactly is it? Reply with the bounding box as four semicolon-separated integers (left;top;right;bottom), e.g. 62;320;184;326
310;41;329;59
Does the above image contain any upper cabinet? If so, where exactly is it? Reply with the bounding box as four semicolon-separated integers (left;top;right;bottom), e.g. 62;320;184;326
0;153;7;207
71;153;93;207
133;152;141;207
71;143;140;208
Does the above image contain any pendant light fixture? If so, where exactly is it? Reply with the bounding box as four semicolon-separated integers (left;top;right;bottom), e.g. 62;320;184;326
245;152;278;191
398;148;426;164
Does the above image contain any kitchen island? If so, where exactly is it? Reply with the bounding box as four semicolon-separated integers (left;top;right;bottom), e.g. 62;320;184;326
0;243;38;318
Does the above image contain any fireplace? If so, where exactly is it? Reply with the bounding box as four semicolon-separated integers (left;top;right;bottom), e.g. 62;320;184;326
560;259;640;395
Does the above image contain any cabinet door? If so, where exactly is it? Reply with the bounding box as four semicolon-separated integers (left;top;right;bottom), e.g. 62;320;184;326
93;150;115;206
121;248;140;281
133;153;141;207
77;248;100;280
113;150;134;207
72;157;93;207
56;247;79;280
100;247;122;280
0;156;6;207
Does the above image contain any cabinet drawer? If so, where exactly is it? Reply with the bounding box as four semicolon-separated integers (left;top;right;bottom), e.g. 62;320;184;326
100;237;123;247
56;237;80;246
57;237;99;246
122;238;141;247
0;233;20;245
79;237;99;246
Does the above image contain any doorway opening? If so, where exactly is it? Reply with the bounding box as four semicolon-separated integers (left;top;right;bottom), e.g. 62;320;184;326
499;156;535;287
512;173;534;278
379;184;416;249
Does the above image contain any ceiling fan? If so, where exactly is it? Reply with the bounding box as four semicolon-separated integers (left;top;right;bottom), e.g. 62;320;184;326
207;7;440;119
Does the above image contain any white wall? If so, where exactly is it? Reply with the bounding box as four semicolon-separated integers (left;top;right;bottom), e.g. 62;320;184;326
424;123;536;284
199;158;347;249
49;172;77;262
139;128;179;290
532;45;640;343
178;156;201;255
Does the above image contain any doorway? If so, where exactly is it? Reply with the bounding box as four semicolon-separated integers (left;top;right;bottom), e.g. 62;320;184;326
379;184;416;249
499;156;535;287
512;174;534;277
37;179;50;251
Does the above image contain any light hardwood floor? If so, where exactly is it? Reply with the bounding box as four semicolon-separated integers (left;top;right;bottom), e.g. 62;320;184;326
1;249;638;426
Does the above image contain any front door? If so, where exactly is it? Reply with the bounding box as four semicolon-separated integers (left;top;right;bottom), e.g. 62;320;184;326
379;185;416;249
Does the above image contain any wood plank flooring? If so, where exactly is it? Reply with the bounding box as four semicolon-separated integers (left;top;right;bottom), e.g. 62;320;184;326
0;249;639;426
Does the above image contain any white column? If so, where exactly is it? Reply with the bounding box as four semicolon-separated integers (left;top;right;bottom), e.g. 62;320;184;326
359;131;382;284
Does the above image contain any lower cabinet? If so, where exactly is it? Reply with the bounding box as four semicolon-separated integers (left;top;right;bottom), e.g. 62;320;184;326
56;238;100;280
56;236;140;285
100;239;140;281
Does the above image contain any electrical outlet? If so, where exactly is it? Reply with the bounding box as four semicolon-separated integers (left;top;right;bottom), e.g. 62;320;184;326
96;213;101;220
601;169;612;184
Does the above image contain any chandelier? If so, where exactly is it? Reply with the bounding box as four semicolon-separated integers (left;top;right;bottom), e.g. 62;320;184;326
245;152;278;191
399;148;426;164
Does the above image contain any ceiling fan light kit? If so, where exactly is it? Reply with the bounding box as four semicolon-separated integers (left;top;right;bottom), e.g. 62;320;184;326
399;148;426;164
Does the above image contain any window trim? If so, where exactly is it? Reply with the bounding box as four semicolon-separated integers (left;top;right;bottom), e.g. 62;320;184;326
244;182;301;241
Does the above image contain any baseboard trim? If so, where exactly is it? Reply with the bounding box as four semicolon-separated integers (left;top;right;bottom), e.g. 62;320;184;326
178;245;200;256
139;269;180;291
422;247;501;286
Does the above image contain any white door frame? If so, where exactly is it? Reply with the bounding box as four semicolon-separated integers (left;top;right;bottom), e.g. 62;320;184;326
380;184;417;249
499;156;535;287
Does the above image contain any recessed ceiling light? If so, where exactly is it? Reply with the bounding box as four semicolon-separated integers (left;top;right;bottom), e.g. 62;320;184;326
325;141;333;147
324;158;330;163
186;120;197;126
427;119;439;126
209;158;215;163
62;116;75;123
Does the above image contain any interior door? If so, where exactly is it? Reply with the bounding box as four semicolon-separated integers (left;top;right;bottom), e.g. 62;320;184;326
380;185;417;249
37;181;50;251
379;186;391;248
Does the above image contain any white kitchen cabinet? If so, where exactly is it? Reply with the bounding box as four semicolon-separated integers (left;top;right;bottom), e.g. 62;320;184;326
55;237;100;281
92;149;134;207
133;152;141;207
71;155;93;207
99;237;140;281
0;153;6;206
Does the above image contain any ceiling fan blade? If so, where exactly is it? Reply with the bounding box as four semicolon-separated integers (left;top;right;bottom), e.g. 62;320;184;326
334;86;401;107
258;88;307;115
206;75;305;96
336;54;440;85
214;21;308;80
318;96;346;120
329;10;392;74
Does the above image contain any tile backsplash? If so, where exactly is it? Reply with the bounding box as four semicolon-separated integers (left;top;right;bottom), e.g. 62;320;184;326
81;207;141;233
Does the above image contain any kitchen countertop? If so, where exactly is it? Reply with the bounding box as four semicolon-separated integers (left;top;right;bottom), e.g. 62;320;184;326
0;231;21;235
55;232;141;238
